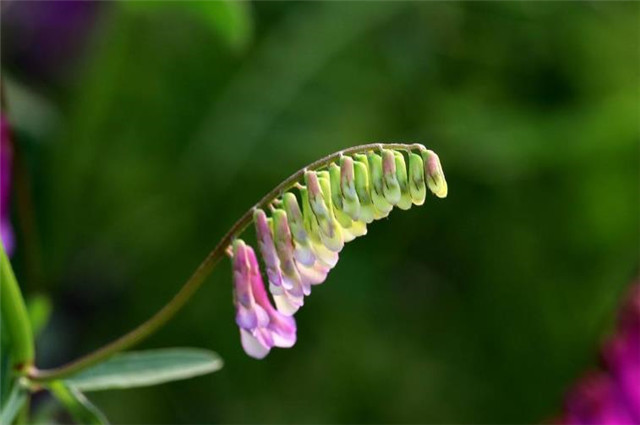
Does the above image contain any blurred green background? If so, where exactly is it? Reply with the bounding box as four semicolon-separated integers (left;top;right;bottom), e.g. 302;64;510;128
2;1;639;423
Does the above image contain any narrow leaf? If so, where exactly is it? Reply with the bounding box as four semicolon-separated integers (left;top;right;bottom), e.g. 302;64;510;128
0;384;27;425
0;242;35;370
65;348;223;392
49;381;108;425
0;329;11;407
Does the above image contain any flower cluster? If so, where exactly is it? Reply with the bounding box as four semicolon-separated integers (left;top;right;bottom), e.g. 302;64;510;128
231;146;447;358
561;281;639;424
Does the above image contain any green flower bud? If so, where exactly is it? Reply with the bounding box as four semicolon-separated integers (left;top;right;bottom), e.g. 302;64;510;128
353;154;375;224
317;171;346;248
300;186;321;245
272;209;308;296
381;149;402;206
329;163;353;230
366;151;393;218
329;163;344;210
305;171;344;253
300;186;339;268
305;171;331;234
282;192;315;266
339;156;361;221
394;151;413;210
408;153;426;205
422;150;448;198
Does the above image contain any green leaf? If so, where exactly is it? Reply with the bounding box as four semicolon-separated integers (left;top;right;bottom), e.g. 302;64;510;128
0;327;11;407
26;294;52;339
0;384;28;425
191;0;253;51
119;0;253;52
65;348;223;392
48;381;108;425
0;242;35;370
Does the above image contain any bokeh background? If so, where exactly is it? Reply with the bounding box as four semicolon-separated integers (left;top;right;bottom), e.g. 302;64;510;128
1;1;639;423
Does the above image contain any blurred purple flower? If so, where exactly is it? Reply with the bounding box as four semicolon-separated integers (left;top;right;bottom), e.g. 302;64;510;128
562;282;640;425
232;239;296;359
1;0;102;85
1;115;15;256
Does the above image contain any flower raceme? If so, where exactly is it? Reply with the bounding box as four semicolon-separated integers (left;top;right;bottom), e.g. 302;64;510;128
231;145;447;358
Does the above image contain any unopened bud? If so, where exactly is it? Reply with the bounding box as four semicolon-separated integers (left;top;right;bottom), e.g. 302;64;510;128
422;150;448;198
339;156;361;220
394;151;413;210
353;154;375;224
381;149;401;205
366;152;393;218
408;153;426;205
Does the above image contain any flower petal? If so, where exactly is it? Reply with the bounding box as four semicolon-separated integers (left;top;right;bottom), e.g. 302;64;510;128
273;292;303;316
240;329;271;359
269;314;297;348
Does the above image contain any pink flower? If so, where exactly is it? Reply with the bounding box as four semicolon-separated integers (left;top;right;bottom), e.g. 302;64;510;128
232;240;296;359
562;281;640;424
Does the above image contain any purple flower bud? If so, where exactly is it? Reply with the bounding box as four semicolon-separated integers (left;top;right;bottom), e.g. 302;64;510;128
254;209;283;289
233;240;297;359
1;115;15;256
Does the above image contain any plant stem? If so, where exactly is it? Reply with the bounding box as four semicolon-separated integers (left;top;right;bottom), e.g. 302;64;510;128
0;241;35;373
28;143;425;382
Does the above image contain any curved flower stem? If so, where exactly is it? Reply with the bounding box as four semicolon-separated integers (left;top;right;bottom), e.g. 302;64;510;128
28;143;425;383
